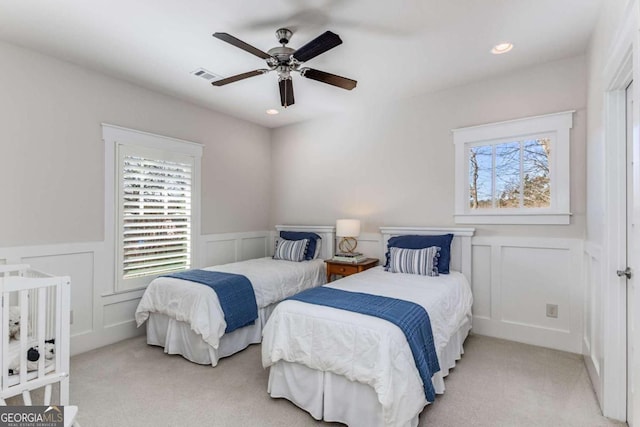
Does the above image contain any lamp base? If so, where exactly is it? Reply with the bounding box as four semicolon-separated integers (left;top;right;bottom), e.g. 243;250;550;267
338;237;358;254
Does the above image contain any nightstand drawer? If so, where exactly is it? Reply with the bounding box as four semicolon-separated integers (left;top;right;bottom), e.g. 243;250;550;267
330;264;359;276
324;258;379;282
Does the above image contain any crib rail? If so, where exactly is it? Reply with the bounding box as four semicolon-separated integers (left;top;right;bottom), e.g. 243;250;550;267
0;265;71;405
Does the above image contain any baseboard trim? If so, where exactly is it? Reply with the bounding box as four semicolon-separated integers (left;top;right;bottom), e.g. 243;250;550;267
473;316;581;354
71;320;144;356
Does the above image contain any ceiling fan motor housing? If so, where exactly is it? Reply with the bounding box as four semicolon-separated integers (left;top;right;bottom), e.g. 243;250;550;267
267;46;296;63
276;28;292;45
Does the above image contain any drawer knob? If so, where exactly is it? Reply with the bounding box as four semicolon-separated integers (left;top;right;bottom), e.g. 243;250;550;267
340;267;345;272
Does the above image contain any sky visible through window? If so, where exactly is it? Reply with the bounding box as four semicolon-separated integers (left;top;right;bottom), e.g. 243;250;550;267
469;138;550;209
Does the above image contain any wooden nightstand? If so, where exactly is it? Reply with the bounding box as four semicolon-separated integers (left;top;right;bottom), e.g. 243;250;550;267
325;258;379;282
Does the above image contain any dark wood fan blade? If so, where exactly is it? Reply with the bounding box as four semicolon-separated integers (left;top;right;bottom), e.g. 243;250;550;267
301;68;357;90
213;32;272;60
292;31;342;63
212;70;266;86
279;78;295;107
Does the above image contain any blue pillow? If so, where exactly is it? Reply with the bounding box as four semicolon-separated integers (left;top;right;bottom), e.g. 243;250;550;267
279;231;321;260
385;234;454;274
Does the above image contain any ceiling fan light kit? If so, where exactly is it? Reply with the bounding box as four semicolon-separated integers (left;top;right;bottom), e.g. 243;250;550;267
212;28;357;108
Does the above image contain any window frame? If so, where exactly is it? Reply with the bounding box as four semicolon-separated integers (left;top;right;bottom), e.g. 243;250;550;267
452;111;573;225
103;124;203;293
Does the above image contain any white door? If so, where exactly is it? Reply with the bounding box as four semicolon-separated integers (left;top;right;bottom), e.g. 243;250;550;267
627;81;640;425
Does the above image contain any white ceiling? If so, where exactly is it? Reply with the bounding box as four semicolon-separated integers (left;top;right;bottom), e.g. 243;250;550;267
0;0;602;128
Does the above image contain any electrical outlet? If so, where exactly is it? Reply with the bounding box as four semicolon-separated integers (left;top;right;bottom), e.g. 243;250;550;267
70;310;74;324
546;304;558;318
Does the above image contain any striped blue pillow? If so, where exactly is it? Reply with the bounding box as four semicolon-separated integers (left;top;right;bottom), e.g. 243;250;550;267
273;238;309;262
386;246;440;276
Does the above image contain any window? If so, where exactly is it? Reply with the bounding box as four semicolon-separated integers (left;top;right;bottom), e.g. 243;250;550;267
103;125;202;292
118;146;193;281
452;111;573;224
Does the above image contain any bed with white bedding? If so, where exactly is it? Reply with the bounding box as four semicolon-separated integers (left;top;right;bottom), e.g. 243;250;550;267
135;225;334;366
261;227;475;427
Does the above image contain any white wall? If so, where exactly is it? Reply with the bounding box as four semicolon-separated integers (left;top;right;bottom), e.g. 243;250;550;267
0;40;272;353
0;40;271;246
271;55;587;238
271;55;588;353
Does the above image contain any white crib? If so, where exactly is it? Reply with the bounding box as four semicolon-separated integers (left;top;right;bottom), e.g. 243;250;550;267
0;264;78;426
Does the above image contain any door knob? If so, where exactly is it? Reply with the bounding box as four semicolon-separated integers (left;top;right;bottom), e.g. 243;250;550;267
617;267;632;279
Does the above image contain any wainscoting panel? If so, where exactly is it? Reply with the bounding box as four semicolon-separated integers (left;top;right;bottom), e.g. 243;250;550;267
22;251;95;337
103;298;141;328
356;232;383;261
0;231;274;356
352;233;583;353
500;246;571;331
202;239;237;267
199;231;271;267
583;241;603;404
0;242;105;355
0;232;584;356
471;245;492;319
240;236;270;261
472;236;583;354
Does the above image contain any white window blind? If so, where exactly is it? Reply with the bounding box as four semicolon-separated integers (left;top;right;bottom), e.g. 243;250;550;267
117;144;195;290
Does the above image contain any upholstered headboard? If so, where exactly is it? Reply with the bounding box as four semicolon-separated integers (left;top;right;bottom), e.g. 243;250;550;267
379;227;475;283
275;225;336;260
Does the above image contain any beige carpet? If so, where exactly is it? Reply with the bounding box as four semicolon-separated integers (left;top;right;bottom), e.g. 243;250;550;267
63;334;622;426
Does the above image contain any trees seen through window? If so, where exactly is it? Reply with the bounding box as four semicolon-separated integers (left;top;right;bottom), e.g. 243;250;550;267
468;137;551;210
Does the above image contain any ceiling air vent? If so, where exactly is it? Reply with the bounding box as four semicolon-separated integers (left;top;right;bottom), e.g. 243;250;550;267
191;68;222;82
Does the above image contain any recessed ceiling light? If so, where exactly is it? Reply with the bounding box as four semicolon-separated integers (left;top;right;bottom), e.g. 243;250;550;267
491;42;514;55
266;109;279;115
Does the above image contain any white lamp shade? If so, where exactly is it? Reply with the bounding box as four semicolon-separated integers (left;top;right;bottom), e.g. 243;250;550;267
336;219;361;237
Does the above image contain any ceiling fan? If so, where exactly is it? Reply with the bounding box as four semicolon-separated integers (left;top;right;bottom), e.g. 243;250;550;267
211;28;357;108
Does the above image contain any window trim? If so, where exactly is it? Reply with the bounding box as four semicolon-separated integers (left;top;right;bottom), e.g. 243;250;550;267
452;111;574;225
102;124;203;294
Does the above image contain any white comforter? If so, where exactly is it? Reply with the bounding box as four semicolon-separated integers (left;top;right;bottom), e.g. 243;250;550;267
135;257;325;350
261;266;473;427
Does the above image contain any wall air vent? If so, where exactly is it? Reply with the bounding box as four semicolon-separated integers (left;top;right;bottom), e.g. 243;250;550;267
191;68;222;82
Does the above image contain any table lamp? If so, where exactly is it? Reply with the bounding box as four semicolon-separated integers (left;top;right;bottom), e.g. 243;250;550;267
336;219;361;254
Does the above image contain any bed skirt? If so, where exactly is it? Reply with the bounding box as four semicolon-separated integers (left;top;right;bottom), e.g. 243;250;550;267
146;304;276;366
267;316;472;427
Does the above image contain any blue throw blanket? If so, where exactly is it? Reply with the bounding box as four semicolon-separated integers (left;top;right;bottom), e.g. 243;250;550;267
288;286;440;402
163;270;258;334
